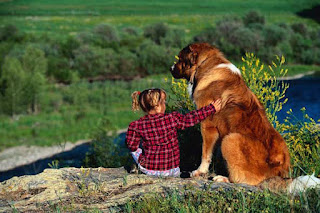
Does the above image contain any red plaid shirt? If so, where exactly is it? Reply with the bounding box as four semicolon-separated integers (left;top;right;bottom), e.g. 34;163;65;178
125;104;216;170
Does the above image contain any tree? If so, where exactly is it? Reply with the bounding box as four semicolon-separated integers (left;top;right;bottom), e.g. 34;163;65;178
0;57;27;116
22;45;47;114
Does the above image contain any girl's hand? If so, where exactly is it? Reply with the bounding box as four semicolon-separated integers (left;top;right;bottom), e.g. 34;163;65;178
211;99;222;112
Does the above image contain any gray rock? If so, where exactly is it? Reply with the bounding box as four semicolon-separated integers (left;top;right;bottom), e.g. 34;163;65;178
0;167;259;212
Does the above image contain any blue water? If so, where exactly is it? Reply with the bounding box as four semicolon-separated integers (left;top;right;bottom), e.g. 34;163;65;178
277;77;320;122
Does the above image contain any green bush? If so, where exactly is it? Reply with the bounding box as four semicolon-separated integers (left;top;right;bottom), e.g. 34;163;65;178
143;23;169;45
73;45;117;77
117;48;139;77
84;119;131;168
263;25;287;46
137;40;178;75
160;29;188;49
243;10;265;26
0;24;19;42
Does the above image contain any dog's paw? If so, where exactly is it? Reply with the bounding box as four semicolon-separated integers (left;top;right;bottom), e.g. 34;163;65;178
212;175;230;183
191;170;208;178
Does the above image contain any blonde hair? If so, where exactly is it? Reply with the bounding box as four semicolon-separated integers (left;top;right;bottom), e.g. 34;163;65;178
131;88;166;112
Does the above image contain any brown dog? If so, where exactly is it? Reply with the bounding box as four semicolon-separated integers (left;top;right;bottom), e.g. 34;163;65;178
170;43;290;185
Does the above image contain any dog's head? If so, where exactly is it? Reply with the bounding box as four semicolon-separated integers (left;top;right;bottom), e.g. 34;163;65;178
170;43;214;81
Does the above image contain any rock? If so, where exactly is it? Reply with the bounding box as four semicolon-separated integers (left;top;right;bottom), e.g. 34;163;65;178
0;167;258;212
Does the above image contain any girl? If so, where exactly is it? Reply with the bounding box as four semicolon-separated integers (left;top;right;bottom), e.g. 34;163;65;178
125;88;221;177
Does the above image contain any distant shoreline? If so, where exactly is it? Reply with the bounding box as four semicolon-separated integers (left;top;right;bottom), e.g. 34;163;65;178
278;71;316;80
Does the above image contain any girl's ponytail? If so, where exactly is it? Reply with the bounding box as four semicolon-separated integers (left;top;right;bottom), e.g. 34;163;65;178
131;91;141;111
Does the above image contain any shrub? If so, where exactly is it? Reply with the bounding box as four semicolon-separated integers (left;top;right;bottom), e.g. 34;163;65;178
284;109;320;176
243;10;265;26
160;29;188;49
117;48;139;78
263;25;287;46
143;23;169;45
73;45;117;77
84;119;131;168
193;28;218;44
0;24;18;42
231;27;263;53
60;36;80;59
137;40;178;75
93;24;119;42
291;23;309;37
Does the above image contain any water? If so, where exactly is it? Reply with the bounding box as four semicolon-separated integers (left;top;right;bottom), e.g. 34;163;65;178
277;75;320;122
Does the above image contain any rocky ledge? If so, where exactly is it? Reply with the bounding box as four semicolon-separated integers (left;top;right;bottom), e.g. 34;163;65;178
0;167;258;212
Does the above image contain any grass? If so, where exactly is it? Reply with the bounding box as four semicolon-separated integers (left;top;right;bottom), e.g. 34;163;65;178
0;74;172;151
0;0;319;38
125;186;320;213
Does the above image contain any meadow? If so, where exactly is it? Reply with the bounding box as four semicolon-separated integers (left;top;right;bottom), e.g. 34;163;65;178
1;0;319;38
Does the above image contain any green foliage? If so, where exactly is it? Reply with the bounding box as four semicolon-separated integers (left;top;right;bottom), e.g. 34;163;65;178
284;109;320;176
243;10;265;26
137;40;179;75
241;53;289;131
0;57;27;116
126;187;320;212
84;119;131;168
143;23;169;45
73;45;116;78
0;45;47;115
23;45;47;113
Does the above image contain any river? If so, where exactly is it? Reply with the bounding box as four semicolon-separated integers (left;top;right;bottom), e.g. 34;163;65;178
277;74;320;122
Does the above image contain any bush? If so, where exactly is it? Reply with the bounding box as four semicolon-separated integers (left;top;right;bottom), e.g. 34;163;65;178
232;27;263;53
93;24;119;42
291;23;309;37
243;10;265;26
263;25;287;46
137;40;179;75
0;24;19;42
284;109;320;176
73;45;117;78
117;48;139;78
84;119;131;168
193;28;218;44
143;23;169;45
160;29;188;49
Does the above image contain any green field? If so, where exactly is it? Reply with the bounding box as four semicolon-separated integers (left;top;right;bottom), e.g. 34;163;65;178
0;75;173;151
1;0;319;37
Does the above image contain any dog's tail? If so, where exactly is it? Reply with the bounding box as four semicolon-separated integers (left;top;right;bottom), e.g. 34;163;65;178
287;174;320;194
259;174;320;194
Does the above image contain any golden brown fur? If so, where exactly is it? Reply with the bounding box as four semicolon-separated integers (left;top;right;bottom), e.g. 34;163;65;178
170;43;291;185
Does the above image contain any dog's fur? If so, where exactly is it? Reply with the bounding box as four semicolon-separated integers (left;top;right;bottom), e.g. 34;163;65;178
170;43;291;185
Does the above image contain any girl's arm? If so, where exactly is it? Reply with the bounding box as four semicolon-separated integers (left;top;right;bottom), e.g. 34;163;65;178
172;100;220;130
125;122;141;152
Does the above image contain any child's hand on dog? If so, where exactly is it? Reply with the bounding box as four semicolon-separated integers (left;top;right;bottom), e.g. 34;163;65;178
211;99;222;112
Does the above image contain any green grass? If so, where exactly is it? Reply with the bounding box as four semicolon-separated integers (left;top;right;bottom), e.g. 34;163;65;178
0;0;319;38
0;75;172;151
125;187;320;213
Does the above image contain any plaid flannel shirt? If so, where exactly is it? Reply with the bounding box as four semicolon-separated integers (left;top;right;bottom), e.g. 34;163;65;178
125;104;216;171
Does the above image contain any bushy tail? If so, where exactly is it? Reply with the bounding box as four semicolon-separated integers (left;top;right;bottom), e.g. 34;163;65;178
287;174;320;195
